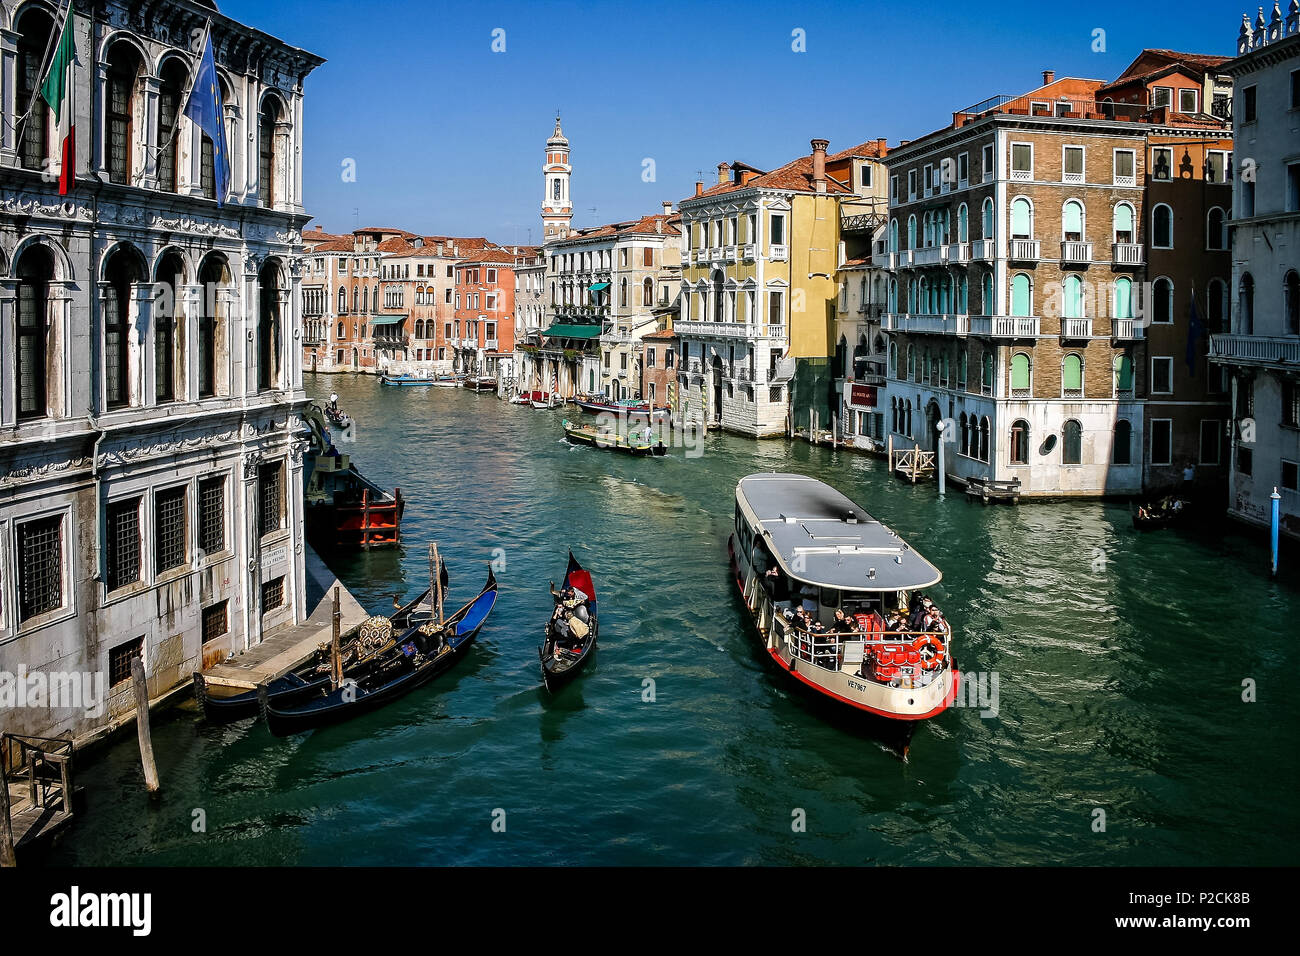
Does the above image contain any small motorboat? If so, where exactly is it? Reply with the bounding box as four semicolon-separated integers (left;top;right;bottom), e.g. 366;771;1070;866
531;391;560;409
562;419;666;457
265;564;498;736
381;371;438;386
196;570;444;722
540;551;598;693
573;395;670;421
463;376;498;392
964;476;1021;504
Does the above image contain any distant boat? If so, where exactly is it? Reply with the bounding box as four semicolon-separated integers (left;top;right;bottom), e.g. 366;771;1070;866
573;395;670;421
380;371;439;386
303;408;404;550
463;376;498;392
540;551;598;693
265;565;498;737
516;390;559;409
562;419;666;457
430;375;463;388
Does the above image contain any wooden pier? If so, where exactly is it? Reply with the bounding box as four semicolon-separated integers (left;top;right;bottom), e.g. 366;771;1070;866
198;545;369;692
889;440;936;484
2;734;74;860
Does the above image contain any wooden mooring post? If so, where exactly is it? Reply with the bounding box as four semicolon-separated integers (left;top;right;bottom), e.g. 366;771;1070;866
1;762;16;867
131;656;160;794
330;587;343;690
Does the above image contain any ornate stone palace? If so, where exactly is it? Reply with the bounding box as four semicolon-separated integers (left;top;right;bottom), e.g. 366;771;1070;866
0;0;322;739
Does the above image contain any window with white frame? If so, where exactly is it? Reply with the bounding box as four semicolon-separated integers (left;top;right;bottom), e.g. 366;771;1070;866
1113;149;1136;186
1151;356;1174;394
1011;142;1033;180
1152;86;1173;109
1178;88;1198;114
1063;146;1084;183
957;152;969;187
982;143;994;182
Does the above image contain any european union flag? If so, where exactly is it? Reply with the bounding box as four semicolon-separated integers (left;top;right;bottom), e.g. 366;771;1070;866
184;31;230;206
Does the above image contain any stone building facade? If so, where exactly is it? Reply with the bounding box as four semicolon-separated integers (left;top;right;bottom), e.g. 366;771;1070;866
0;0;322;740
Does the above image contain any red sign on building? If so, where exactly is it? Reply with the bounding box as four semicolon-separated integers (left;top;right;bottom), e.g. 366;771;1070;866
849;384;877;407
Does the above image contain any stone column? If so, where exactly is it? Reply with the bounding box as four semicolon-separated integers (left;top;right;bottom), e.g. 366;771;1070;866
47;280;76;420
241;449;262;650
129;282;150;408
0;280;16;427
0;28;18;165
180;283;203;401
93;56;110;178
139;75;161;191
287;441;307;625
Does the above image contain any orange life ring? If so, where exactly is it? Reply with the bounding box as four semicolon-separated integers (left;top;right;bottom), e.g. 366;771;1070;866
913;635;946;670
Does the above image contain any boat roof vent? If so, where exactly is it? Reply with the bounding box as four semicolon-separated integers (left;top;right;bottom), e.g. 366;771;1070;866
846;510;859;524
779;513;798;524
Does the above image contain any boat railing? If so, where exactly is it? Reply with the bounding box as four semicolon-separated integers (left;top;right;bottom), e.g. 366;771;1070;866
773;617;951;673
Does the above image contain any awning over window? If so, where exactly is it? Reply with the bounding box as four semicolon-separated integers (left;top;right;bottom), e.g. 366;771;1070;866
542;323;603;339
371;315;407;326
588;282;610;292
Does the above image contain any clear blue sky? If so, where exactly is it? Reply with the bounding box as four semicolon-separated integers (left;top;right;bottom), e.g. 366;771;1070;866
221;0;1238;244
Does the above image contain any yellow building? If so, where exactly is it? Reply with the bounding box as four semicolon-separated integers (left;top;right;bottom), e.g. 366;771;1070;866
675;139;889;436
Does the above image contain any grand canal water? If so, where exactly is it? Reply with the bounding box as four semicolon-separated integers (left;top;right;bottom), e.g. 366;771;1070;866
48;374;1300;866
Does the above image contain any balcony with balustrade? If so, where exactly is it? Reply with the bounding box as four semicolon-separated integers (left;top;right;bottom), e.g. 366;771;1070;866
1112;242;1144;266
1060;241;1093;264
1008;239;1041;262
674;321;787;342
968;239;994;261
969;315;1041;338
1209;334;1300;370
1059;317;1093;340
770;244;788;261
881;313;970;336
1111;318;1144;340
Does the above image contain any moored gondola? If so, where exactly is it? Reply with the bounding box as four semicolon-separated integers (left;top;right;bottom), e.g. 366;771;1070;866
540;551;598;693
199;567;445;722
264;565;498;736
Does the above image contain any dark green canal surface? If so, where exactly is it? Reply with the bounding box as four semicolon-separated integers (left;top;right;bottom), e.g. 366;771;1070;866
48;374;1300;865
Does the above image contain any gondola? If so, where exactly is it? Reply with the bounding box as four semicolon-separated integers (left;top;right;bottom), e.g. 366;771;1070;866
199;568;445;722
264;566;497;736
1133;497;1190;530
540;552;598;693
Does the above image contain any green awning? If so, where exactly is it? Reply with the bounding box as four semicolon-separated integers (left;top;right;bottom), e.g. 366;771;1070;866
588;282;610;292
370;315;406;326
543;323;603;340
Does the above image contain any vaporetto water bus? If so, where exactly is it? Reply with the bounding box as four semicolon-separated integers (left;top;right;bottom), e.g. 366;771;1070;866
729;473;958;751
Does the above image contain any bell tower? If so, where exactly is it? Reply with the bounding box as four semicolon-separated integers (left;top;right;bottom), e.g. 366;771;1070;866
542;115;572;243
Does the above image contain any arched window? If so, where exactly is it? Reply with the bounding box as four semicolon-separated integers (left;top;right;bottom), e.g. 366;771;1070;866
1207;207;1226;250
105;43;143;186
1011;352;1031;396
337;321;345;338
1064;274;1084;319
958;350;968;388
1239;273;1255;334
103;247;141;409
982;353;994;394
1114;354;1134;394
1208;278;1227;332
552;178;560;201
1285;270;1300;335
1062;353;1083;397
643;277;654;307
353;287;359;312
957;203;969;243
17;8;54;172
1114;202;1135;243
981;198;994;239
1010;419;1030;464
1011;273;1032;316
888;341;897;377
154;251;186;403
979;416;990;462
16;246;55;420
959;413;970;457
1011;198;1032;239
907;345;916;380
258;98;281;208
1113;419;1132;465
1114;277;1133;319
1153;277;1173;323
338;287;347;313
907;215;917;249
981;272;993;314
1063;200;1084;242
1062;420;1083;464
889;219;899;252
958;274;969;313
1152;203;1173;249
198;255;230;398
258;262;282;390
157;59;188;193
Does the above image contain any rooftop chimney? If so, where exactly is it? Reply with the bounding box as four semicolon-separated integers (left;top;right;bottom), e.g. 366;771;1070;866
436;242;444;256
1042;69;1055;86
695;180;704;197
811;139;829;193
662;200;673;217
717;162;731;184
876;138;888;153
655;219;663;235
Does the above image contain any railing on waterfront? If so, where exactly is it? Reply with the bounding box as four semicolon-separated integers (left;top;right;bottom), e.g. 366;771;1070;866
1209;334;1300;366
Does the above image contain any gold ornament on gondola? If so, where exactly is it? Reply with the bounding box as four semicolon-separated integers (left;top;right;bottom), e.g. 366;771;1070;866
358;615;393;643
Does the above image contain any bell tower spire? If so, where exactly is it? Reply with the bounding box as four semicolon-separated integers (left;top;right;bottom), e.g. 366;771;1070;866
542;114;573;243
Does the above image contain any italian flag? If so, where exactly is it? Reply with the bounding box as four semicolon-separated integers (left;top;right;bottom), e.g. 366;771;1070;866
40;8;76;196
